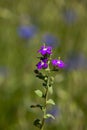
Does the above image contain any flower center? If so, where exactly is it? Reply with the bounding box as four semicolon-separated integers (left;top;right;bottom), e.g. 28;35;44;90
41;61;44;65
57;60;61;64
43;47;47;51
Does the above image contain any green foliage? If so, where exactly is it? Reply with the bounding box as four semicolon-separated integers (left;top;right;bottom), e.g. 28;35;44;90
35;90;43;98
44;114;55;120
48;86;53;94
46;99;55;105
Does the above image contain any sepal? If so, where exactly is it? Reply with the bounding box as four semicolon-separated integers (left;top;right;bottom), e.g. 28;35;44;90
30;104;43;110
33;119;42;129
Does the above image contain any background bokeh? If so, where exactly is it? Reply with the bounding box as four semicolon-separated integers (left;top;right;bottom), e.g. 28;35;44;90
0;0;87;130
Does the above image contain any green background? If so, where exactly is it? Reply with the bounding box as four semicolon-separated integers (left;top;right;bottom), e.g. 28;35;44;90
0;0;87;130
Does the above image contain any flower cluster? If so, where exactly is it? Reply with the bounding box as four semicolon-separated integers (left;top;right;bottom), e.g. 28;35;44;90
32;45;65;130
36;45;65;70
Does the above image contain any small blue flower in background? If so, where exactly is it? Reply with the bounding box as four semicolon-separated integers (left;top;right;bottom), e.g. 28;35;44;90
62;8;77;25
0;66;9;84
0;66;9;76
65;53;87;71
42;33;59;47
17;25;37;39
46;106;59;123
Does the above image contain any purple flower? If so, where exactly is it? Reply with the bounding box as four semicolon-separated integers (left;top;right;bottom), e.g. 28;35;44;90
46;106;60;123
36;59;48;70
52;59;65;68
42;33;59;47
17;25;37;39
38;45;52;56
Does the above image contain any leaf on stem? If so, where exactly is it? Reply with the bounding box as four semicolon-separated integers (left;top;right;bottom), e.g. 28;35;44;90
46;99;55;105
48;86;53;94
35;90;43;97
30;104;43;110
44;114;55;120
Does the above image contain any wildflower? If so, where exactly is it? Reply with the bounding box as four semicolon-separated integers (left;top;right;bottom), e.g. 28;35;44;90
52;59;65;68
46;106;59;123
36;59;48;70
38;45;52;56
17;25;37;39
42;33;59;47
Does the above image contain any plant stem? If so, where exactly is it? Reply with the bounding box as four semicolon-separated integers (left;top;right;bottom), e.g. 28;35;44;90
41;58;51;130
40;78;49;130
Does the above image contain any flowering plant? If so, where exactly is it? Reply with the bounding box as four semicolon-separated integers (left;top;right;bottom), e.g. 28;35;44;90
31;45;65;130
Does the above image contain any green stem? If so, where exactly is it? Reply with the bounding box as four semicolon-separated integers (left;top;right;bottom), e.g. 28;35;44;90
41;87;48;130
41;58;51;130
40;74;50;130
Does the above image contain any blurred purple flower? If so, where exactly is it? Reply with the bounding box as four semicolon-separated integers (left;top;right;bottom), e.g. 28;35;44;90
0;66;9;76
62;9;77;24
17;25;37;39
65;53;87;71
42;33;59;47
52;59;65;68
46;106;59;123
36;59;48;70
38;45;52;56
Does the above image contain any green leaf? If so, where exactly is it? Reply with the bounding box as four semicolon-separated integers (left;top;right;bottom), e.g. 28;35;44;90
50;76;54;81
35;90;43;97
48;86;53;94
44;114;55;119
46;99;55;105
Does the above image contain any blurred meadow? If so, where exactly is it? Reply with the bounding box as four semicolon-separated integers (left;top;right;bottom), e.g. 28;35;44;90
0;0;87;130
